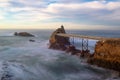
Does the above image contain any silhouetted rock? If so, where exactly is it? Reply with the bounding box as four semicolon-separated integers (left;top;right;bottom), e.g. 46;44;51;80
80;50;91;58
29;39;35;42
49;25;83;57
49;25;70;50
88;39;120;72
14;32;18;36
14;32;34;37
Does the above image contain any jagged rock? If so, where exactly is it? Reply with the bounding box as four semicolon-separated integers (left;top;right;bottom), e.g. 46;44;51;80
88;39;120;72
49;25;70;50
49;25;82;57
66;45;81;55
14;32;34;37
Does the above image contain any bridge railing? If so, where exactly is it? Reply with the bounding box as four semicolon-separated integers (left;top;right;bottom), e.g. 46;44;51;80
56;33;120;41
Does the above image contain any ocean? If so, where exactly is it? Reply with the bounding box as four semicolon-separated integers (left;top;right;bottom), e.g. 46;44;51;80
0;29;120;80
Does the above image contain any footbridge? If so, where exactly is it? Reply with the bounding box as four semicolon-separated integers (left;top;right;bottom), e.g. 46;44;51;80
56;32;119;54
56;33;107;40
49;25;119;56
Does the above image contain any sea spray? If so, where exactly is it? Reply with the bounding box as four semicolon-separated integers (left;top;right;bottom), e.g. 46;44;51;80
0;29;119;80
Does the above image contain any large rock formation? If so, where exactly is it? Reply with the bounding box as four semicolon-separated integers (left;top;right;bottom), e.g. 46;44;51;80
88;39;120;72
14;32;34;37
49;25;82;56
49;25;70;50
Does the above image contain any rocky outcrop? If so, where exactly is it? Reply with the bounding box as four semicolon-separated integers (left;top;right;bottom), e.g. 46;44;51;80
49;25;82;57
49;26;120;71
14;32;34;37
49;25;70;50
88;39;120;72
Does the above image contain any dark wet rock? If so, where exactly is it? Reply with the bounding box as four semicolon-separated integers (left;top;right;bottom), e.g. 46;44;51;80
29;39;35;42
66;45;81;55
14;32;18;36
65;45;91;57
49;25;70;50
80;50;91;58
14;32;34;37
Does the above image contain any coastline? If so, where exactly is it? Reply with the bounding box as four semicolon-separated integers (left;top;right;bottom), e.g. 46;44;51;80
88;39;120;72
49;26;120;73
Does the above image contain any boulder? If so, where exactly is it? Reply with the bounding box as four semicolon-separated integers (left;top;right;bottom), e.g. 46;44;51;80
14;32;34;37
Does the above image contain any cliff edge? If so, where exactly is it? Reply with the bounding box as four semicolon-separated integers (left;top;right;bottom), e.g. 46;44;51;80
49;25;70;50
88;39;120;72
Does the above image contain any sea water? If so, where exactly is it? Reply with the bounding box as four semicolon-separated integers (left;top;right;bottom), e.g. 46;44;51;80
0;29;120;80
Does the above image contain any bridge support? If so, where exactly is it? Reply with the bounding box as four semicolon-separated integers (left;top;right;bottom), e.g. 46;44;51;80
69;37;75;46
81;38;89;57
68;36;90;57
82;38;88;51
70;37;89;52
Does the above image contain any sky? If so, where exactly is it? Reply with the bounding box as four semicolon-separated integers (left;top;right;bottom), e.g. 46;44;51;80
0;0;120;30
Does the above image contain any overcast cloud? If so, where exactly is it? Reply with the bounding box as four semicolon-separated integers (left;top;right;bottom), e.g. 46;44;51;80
0;0;120;29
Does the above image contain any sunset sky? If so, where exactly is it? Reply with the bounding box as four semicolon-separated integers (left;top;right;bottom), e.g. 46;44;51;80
0;0;120;30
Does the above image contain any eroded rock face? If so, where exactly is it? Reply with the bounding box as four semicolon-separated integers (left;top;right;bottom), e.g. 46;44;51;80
88;39;120;72
49;25;70;50
94;39;120;59
49;25;89;57
14;32;34;37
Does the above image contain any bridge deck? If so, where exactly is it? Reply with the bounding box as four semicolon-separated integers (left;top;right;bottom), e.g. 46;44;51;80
56;33;120;40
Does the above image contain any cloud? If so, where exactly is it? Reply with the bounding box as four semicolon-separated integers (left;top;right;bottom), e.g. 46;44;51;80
12;11;54;22
0;1;10;7
0;15;4;20
42;1;120;26
45;1;120;14
0;9;6;20
0;0;120;29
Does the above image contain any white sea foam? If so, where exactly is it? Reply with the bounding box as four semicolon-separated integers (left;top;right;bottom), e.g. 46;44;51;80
0;40;119;80
0;29;119;80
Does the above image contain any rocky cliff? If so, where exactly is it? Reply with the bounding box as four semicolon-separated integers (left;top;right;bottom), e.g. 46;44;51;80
49;25;70;50
88;39;120;72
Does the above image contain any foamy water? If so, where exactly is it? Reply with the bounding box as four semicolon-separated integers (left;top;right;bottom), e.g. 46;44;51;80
0;29;120;80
